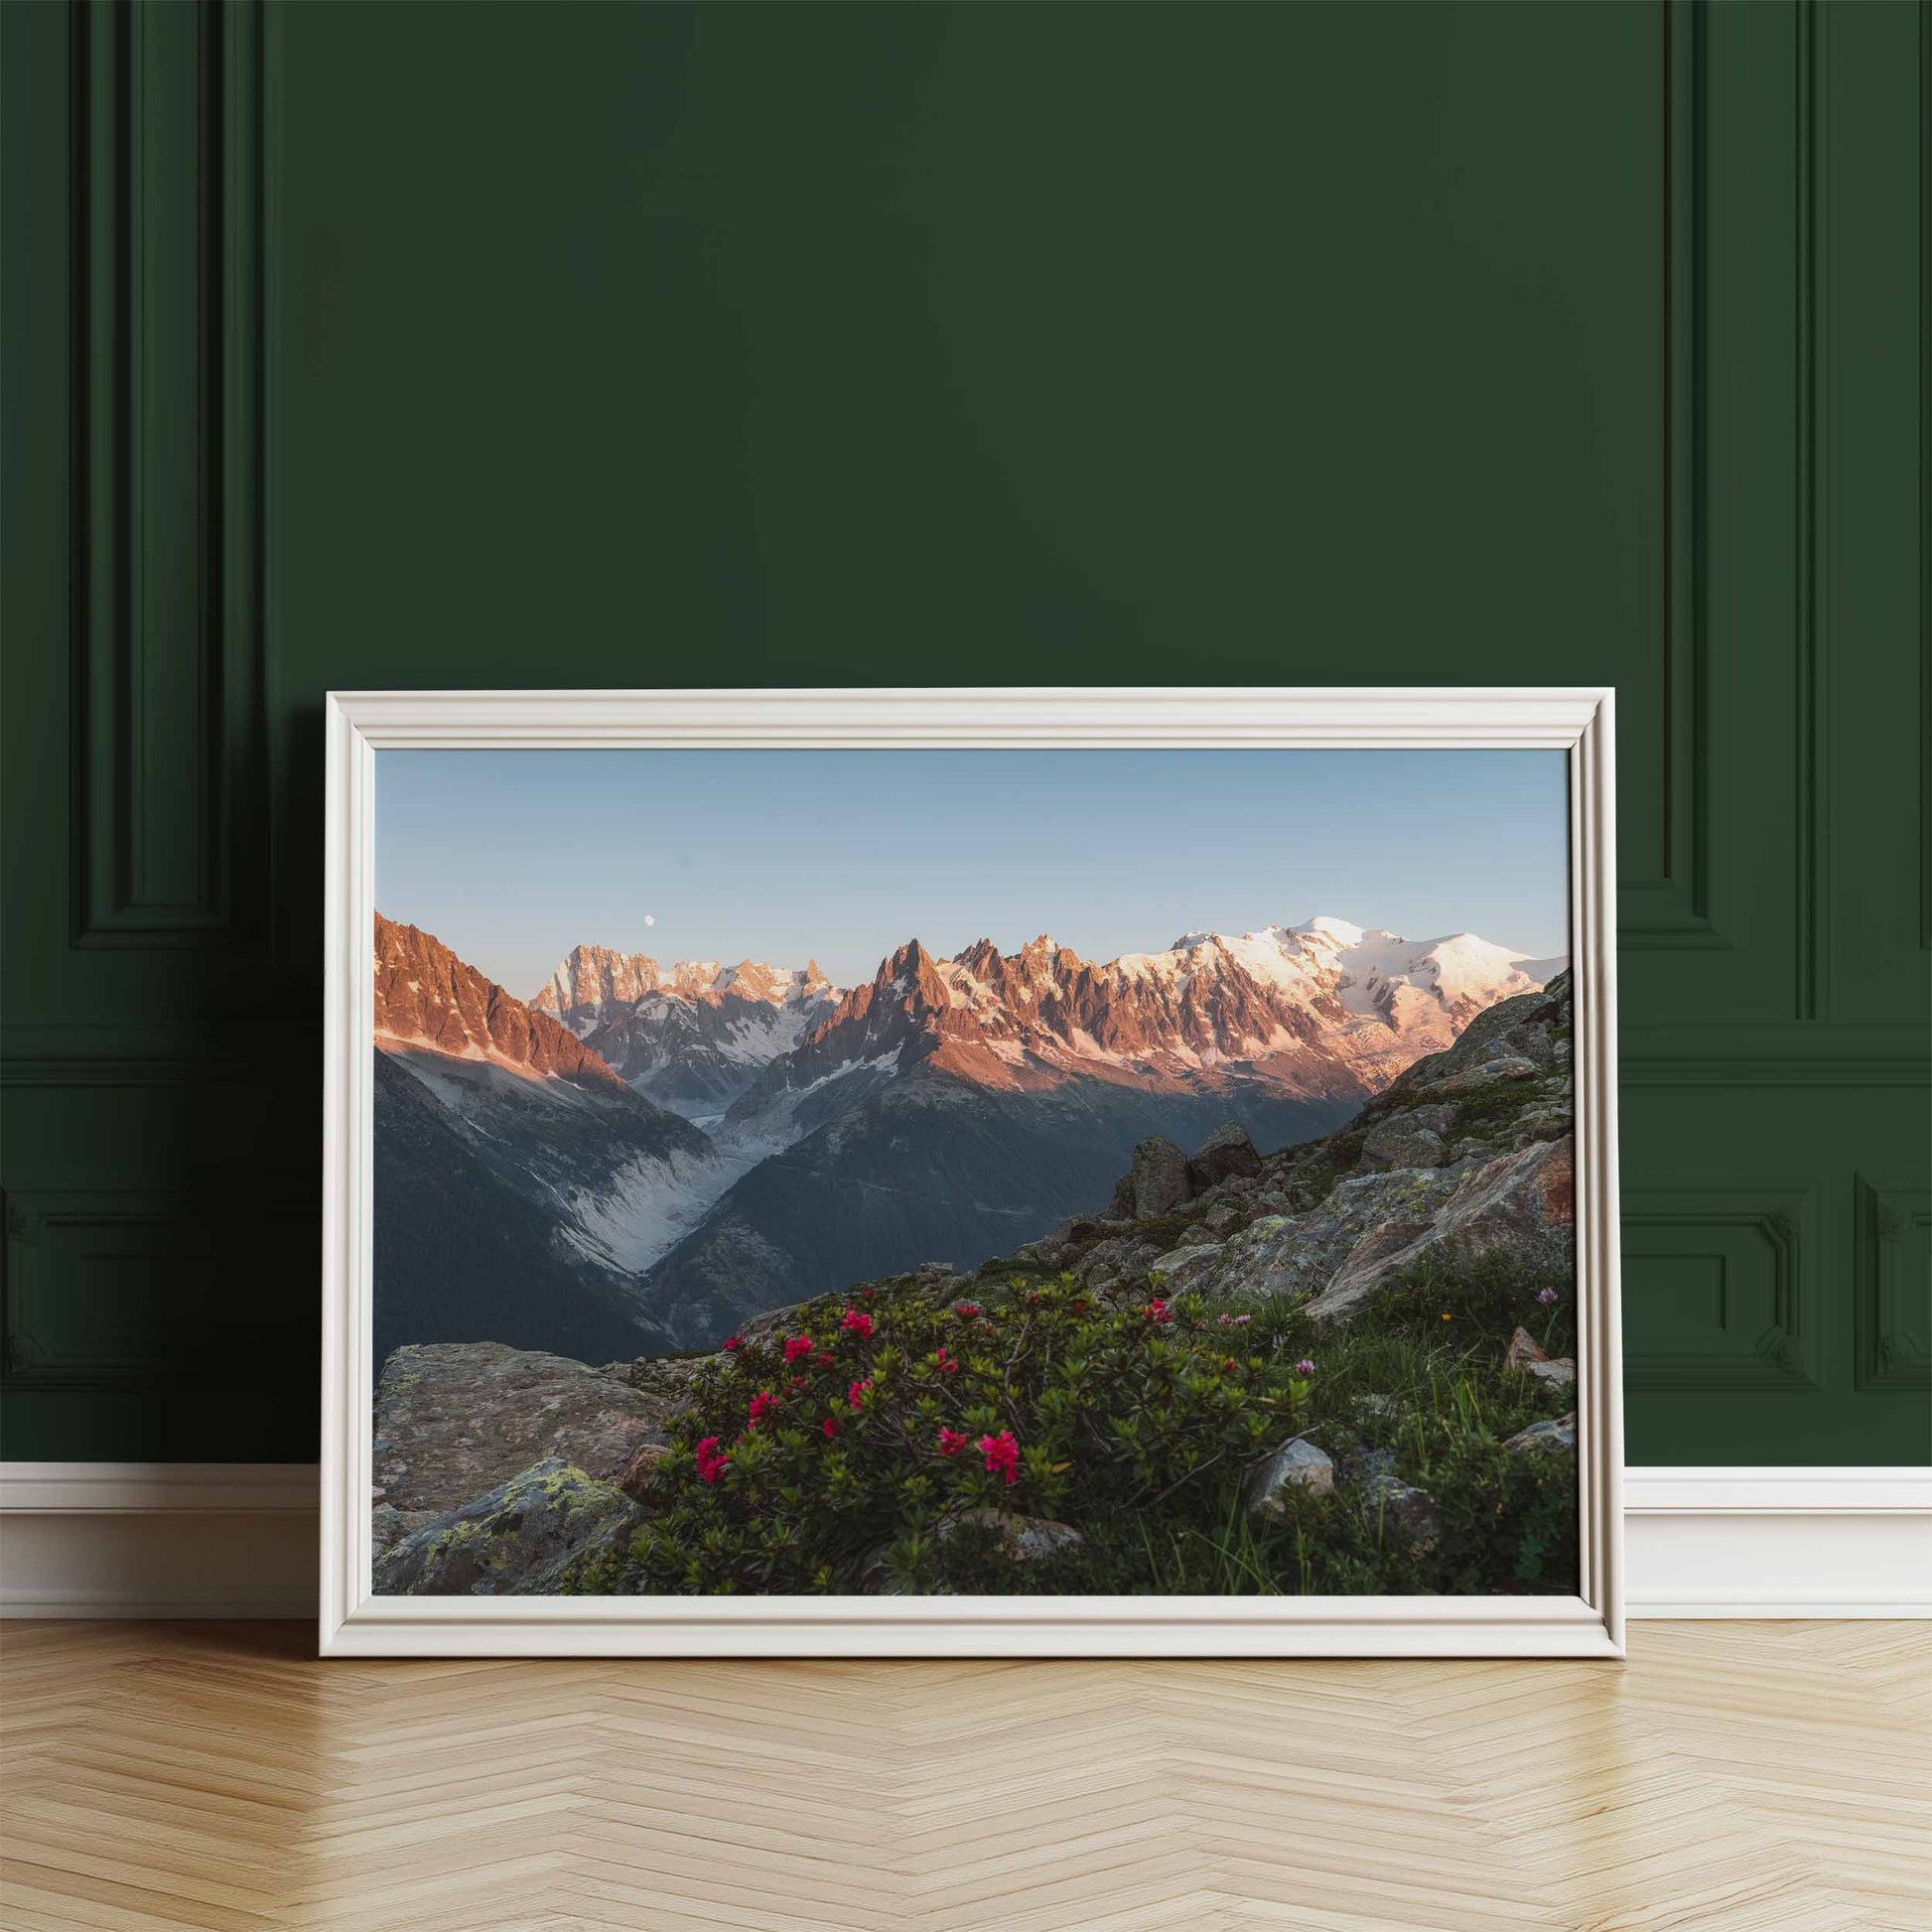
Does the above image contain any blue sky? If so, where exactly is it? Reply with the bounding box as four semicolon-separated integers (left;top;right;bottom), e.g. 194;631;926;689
375;749;1570;999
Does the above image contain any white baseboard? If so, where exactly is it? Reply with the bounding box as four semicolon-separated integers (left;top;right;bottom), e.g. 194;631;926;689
1622;1466;1932;1617
2;1462;1926;1620
0;1464;320;1618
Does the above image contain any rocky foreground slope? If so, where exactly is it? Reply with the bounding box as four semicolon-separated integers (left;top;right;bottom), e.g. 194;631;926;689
374;974;1580;1597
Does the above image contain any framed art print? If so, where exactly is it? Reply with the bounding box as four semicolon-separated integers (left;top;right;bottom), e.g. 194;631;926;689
321;689;1622;1657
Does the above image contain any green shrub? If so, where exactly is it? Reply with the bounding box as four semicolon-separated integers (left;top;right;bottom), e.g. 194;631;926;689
566;1256;1580;1599
570;1275;1305;1595
1365;1249;1577;1357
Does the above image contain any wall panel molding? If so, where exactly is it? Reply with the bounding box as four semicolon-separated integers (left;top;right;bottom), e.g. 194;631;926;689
1620;1021;1930;1087
1793;0;1829;1021
1619;0;1849;1035
1621;0;1726;949
1622;1178;1823;1393
69;0;263;950
0;1186;216;1391
0;1023;258;1084
1854;1173;1931;1393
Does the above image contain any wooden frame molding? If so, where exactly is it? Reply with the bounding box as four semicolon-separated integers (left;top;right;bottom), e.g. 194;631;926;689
318;686;1624;1659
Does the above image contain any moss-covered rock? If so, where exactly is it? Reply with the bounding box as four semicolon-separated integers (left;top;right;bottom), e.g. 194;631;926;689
372;1456;641;1595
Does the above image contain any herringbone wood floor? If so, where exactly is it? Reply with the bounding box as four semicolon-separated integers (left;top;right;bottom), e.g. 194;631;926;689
0;1621;1925;1931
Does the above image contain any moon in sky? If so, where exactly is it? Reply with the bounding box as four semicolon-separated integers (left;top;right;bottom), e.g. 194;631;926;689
644;914;655;926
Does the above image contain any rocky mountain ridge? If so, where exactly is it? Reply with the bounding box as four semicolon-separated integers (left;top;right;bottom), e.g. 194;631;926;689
533;941;838;1037
548;916;1565;1146
697;917;1555;1153
375;917;632;1091
372;909;1563;1363
531;943;842;1120
371;915;722;1368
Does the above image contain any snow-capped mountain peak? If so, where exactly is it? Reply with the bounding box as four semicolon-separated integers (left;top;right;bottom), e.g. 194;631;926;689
531;943;836;1034
713;913;1565;1156
516;913;1561;1153
1147;916;1561;1044
1291;913;1368;948
527;941;847;1122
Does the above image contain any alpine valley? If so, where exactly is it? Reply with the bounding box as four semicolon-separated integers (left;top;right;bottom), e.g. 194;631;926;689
372;911;1564;1363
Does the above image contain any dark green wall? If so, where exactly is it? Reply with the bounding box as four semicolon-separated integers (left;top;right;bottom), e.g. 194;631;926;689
4;0;1926;1465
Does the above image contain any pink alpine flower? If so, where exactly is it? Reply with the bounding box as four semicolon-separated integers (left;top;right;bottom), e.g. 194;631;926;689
821;1416;840;1440
937;1427;969;1456
722;1336;744;1353
695;1436;728;1484
783;1333;814;1363
841;1309;875;1340
747;1390;779;1429
1145;1298;1174;1324
952;1302;982;1318
1296;1358;1316;1376
1537;1287;1560;1307
934;1346;959;1375
847;1378;872;1409
978;1430;1021;1485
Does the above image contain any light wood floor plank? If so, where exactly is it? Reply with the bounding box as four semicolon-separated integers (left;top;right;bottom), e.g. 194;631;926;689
1;1621;1925;1930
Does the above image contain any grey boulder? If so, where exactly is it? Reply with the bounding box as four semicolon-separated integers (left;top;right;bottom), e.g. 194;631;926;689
1243;1438;1335;1519
940;1509;1084;1564
1146;1242;1225;1293
1502;1412;1578;1456
1118;1136;1190;1219
1360;1112;1448;1173
374;1340;681;1516
1186;1122;1262;1190
1074;1234;1158;1288
369;1501;438;1558
1359;1474;1442;1553
1303;1136;1576;1326
1196;1166;1470;1308
1504;1325;1576;1390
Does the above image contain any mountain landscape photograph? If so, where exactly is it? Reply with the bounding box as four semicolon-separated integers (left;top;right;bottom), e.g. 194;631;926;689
369;749;1582;1598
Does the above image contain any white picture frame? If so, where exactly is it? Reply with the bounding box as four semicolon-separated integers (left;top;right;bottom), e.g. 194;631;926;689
321;687;1623;1658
